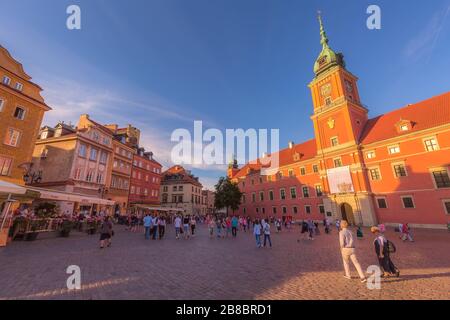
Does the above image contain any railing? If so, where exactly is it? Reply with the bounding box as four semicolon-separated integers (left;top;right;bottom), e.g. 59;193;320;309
14;218;63;234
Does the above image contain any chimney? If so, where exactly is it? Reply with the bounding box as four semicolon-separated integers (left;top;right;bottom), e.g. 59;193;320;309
288;141;295;149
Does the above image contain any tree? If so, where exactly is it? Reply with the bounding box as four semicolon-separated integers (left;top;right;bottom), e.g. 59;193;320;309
214;176;243;216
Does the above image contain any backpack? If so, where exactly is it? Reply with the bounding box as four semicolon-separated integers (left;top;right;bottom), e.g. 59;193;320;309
387;240;396;253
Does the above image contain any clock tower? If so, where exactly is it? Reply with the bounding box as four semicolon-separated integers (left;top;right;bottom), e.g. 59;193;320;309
309;14;369;153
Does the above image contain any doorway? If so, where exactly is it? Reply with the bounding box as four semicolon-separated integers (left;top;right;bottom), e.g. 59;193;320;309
340;203;355;225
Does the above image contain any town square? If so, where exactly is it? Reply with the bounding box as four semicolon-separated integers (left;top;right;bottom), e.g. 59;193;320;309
0;0;450;303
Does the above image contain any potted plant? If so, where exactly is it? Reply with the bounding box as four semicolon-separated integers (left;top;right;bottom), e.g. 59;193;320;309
59;219;74;237
25;219;41;241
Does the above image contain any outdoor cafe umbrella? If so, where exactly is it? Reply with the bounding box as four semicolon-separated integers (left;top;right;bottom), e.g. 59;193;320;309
0;180;27;230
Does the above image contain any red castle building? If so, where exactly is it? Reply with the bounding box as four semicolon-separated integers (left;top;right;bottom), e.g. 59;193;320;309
228;16;450;229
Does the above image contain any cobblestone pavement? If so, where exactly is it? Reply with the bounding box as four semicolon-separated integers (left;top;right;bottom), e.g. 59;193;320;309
0;224;449;300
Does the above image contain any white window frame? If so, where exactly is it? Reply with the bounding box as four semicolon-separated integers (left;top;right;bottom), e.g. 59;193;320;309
13;106;26;120
330;136;339;147
423;137;440;152
442;199;450;215
2;76;11;85
368;166;382;181
333;157;343;168
388;145;400;155
305;205;312;214
15;82;23;91
0;97;5;112
4;127;21;147
318;204;325;214
392;162;408;178
401;195;415;209
429;167;450;189
375;196;388;209
366;150;376;159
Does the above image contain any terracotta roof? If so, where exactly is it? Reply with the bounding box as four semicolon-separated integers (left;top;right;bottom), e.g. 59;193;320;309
162;166;202;187
361;91;450;144
233;138;317;179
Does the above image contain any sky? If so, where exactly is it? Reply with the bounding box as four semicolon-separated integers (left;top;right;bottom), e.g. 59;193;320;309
1;0;449;189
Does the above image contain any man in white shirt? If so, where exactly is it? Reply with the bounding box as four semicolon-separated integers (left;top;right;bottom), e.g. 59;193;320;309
339;220;366;283
174;215;182;240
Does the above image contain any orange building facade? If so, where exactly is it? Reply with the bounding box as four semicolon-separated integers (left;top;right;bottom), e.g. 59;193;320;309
229;17;450;229
0;46;51;185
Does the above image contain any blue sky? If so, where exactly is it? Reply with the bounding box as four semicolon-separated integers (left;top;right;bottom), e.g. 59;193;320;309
1;0;449;189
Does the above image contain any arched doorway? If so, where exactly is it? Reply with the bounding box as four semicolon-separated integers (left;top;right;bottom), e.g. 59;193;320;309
340;203;355;225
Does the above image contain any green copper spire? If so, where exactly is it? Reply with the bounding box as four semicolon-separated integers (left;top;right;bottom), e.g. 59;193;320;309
318;12;329;49
313;12;346;76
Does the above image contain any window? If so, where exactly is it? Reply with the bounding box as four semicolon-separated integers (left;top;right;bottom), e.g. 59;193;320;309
74;168;82;180
393;164;407;178
280;189;286;200
86;171;94;182
259;177;263;183
89;148;98;161
312;164;318;173
13;107;25;120
300;167;306;176
400;124;409;131
370;168;381;181
252;193;256;203
432;169;450;188
282;207;287;214
443;200;450;215
267;175;272;182
333;158;342;168
163;186;168;192
377;198;388;209
318;205;325;214
388;145;400;155
288;169;294;177
256;208;259;214
243;208;246;215
269;190;274;201
402;196;415;209
79;144;87;157
424;138;439;152
262;207;265;214
0;156;12;176
315;185;323;197
259;191;264;201
130;186;135;194
2;76;11;85
173;186;177;191
331;137;339;147
325;97;332;106
293;206;298;214
0;98;4;112
4;128;21;147
305;205;312;214
100;152;108;164
179;186;184;191
96;173;103;184
242;194;246;203
366;151;376;159
272;207;277;214
290;187;297;199
302;186;309;198
92;131;99;141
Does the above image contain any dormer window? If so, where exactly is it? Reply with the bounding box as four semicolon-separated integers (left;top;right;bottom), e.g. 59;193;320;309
396;119;412;133
15;83;23;91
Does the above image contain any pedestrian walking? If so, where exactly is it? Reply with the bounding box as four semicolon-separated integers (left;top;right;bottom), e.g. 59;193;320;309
216;218;222;238
99;216;113;249
335;219;341;232
231;215;239;237
275;219;282;233
307;220;315;240
158;216;166;239
151;214;158;240
174;215;182;240
209;218;215;238
243;217;248;232
263;220;272;248
183;215;190;239
143;213;152;240
371;226;400;278
357;226;364;239
339;220;367;283
190;216;196;236
401;223;414;242
253;219;262;248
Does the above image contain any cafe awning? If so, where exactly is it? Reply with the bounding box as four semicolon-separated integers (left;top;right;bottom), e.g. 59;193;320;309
26;186;115;206
0;180;27;195
131;205;184;212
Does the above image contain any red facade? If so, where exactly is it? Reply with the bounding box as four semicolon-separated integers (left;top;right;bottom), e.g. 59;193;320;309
129;150;162;206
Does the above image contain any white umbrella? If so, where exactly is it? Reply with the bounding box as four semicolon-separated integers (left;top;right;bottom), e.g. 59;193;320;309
0;180;27;233
0;180;27;195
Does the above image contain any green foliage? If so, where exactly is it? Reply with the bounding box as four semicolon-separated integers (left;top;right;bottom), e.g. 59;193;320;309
214;176;242;214
34;202;59;219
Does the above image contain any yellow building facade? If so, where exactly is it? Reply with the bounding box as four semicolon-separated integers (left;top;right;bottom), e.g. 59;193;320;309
0;46;51;185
